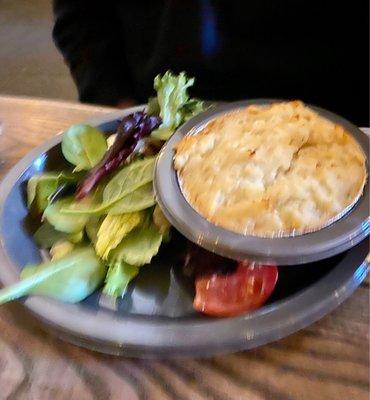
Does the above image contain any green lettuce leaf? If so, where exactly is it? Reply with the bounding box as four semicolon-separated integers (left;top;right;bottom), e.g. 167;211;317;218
0;247;106;304
85;216;102;245
150;71;204;140
68;231;84;243
109;223;162;267
50;240;75;260
146;96;160;116
95;212;144;259
61;124;107;171
102;261;139;299
179;98;206;121
153;205;171;242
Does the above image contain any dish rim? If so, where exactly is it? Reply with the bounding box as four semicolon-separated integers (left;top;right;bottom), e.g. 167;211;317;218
154;99;370;264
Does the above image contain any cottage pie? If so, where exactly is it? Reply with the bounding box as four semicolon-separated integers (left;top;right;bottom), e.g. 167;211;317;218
174;101;367;237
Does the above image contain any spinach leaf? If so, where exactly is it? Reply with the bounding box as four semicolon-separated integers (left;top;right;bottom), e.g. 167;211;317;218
102;157;155;205
60;184;108;216
44;197;89;233
108;182;155;214
60;157;156;216
61;124;107;171
34;222;70;248
75;114;160;199
0;247;106;304
27;171;77;213
33;222;83;248
102;261;139;299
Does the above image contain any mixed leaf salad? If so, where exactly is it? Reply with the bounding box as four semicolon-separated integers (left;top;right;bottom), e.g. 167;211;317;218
0;71;278;317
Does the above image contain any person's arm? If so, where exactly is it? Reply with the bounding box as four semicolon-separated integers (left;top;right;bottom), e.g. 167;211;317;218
52;0;134;106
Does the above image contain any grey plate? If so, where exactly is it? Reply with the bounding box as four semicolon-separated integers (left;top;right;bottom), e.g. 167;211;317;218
0;107;369;357
155;100;370;264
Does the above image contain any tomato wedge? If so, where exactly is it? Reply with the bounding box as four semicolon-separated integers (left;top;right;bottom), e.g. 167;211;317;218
193;261;278;317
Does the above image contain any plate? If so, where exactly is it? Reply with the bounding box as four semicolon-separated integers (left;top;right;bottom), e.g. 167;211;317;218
0;108;368;357
155;100;369;264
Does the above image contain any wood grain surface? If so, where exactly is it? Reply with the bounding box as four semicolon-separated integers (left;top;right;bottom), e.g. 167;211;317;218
0;96;369;400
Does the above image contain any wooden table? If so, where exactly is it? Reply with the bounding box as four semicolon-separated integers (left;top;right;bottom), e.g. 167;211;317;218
0;96;368;400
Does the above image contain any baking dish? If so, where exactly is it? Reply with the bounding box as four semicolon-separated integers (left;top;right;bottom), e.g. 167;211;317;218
154;100;369;265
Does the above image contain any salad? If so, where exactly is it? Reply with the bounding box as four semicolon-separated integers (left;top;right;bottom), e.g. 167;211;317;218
0;71;278;317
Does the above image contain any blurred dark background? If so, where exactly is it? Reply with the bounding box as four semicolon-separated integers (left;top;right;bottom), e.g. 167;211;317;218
0;0;368;125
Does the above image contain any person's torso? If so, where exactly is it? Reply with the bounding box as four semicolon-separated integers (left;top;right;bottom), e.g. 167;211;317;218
116;0;369;124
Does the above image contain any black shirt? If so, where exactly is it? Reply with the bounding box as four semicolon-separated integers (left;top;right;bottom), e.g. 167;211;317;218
53;0;369;125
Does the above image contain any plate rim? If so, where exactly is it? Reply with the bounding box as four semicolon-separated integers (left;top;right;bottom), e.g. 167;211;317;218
0;106;369;356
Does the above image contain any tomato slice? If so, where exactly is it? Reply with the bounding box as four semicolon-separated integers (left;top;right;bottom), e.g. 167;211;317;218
193;261;278;317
